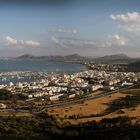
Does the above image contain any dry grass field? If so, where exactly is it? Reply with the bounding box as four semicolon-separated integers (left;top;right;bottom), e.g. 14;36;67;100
48;89;140;124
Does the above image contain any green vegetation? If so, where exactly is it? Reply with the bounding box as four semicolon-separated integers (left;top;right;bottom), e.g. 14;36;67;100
0;89;27;101
101;93;140;116
0;112;58;140
0;89;11;100
0;114;140;140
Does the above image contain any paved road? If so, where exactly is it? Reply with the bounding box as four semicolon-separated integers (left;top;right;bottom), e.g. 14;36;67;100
0;83;139;114
37;84;139;110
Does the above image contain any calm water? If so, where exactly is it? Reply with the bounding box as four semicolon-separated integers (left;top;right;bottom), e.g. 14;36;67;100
0;59;86;74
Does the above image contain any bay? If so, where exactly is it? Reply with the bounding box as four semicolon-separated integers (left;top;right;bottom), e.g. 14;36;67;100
0;59;86;74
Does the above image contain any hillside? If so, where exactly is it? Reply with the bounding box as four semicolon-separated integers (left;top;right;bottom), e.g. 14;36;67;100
95;54;131;61
128;61;140;71
129;61;140;67
17;54;35;59
16;53;86;61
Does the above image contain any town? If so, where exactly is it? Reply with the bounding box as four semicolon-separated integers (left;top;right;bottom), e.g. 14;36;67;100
0;63;140;110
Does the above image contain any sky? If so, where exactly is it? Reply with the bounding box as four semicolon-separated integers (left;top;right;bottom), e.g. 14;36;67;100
0;0;140;57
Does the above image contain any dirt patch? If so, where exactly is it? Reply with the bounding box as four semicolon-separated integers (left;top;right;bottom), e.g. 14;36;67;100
48;92;128;123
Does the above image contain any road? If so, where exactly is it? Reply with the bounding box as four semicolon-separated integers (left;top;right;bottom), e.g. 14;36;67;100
38;84;138;110
0;83;139;114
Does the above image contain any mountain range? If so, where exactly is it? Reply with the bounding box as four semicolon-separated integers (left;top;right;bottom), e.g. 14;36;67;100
16;53;140;62
16;53;86;61
95;54;131;61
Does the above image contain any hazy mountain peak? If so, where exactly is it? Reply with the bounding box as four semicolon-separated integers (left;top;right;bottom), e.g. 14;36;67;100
95;53;130;61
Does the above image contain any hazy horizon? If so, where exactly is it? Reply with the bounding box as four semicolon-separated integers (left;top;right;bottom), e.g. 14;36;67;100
0;0;140;57
1;53;139;59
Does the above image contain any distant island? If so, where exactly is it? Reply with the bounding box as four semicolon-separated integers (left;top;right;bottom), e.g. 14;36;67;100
16;53;137;60
0;54;140;70
16;53;86;61
95;54;131;61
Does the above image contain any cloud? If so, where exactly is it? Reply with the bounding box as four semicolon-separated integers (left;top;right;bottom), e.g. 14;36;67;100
51;36;60;44
108;11;140;50
51;36;96;48
5;36;40;48
22;40;40;46
110;12;140;22
119;24;140;32
49;28;77;34
105;34;127;47
6;36;18;45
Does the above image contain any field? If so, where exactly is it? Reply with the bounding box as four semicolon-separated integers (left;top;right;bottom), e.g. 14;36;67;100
48;89;140;124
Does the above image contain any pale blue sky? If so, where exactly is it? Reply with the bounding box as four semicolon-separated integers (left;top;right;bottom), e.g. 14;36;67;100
0;0;140;57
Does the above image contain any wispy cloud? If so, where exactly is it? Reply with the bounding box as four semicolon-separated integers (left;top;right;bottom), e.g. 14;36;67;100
5;36;40;48
110;12;140;22
105;34;127;47
51;36;96;48
5;36;18;45
49;28;77;34
108;12;140;49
